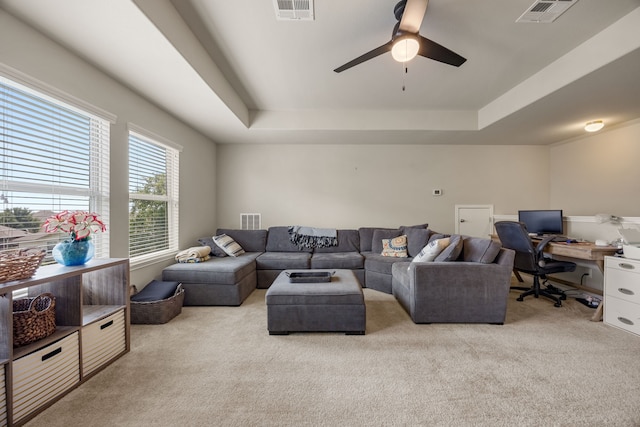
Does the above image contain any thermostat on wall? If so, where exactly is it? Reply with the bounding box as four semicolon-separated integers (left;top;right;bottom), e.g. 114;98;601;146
432;189;442;196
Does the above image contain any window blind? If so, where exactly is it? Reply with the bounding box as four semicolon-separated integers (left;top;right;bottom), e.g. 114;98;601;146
128;131;179;259
0;77;110;261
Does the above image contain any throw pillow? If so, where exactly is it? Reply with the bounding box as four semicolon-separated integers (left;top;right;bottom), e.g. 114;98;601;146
372;229;402;253
404;227;431;257
462;237;502;264
381;235;408;258
434;234;464;262
198;236;227;257
412;238;450;263
213;234;245;257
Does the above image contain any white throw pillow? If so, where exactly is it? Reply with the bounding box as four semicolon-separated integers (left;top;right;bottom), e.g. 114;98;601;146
412;238;450;263
213;234;245;257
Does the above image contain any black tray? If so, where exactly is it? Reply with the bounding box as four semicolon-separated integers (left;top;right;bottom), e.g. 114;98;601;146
286;271;334;283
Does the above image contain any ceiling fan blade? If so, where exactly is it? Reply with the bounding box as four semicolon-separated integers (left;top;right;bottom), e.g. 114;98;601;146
399;0;428;33
417;35;466;67
333;41;394;73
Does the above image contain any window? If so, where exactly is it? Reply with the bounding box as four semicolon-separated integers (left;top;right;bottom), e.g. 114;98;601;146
0;71;111;261
128;128;179;261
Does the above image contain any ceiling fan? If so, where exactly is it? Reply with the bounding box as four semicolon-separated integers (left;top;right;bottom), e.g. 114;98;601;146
334;0;466;73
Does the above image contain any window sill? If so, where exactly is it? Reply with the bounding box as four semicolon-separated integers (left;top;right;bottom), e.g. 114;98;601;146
129;250;176;271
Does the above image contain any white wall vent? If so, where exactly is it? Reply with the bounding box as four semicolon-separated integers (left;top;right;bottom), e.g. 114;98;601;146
240;213;261;230
273;0;314;21
516;0;578;23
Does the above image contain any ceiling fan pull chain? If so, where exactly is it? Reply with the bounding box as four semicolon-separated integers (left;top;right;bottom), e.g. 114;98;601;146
402;64;408;91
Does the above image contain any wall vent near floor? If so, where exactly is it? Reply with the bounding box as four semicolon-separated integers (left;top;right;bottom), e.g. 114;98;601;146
240;213;261;230
516;0;578;23
273;0;314;21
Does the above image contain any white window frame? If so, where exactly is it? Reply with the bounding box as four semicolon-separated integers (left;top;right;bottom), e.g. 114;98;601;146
128;125;181;266
0;65;112;261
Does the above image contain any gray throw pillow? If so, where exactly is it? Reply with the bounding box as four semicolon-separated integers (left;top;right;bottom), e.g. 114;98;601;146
462;237;502;263
434;234;464;262
404;227;431;257
197;236;227;257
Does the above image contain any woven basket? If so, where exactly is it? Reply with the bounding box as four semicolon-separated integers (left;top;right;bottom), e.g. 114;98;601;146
0;248;46;283
13;292;56;347
130;284;184;324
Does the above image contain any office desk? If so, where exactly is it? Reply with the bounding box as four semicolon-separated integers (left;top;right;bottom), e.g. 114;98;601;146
492;236;618;321
531;240;618;273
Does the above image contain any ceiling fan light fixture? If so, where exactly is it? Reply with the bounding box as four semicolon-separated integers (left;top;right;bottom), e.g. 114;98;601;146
391;35;420;63
584;120;604;132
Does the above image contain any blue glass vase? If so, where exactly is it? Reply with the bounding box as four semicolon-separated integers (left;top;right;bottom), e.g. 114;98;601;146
52;240;95;266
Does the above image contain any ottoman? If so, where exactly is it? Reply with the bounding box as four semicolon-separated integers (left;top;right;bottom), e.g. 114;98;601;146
265;269;366;335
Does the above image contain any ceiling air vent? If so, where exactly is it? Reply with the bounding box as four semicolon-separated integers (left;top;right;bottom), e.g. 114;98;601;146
516;0;578;23
273;0;314;21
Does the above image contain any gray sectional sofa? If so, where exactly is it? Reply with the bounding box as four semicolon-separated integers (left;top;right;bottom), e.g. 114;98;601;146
162;225;515;323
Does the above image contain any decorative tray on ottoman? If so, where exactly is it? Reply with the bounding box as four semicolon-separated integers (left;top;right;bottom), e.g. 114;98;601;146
286;271;334;283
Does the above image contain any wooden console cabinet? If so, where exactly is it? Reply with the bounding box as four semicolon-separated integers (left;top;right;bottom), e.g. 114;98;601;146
0;258;130;426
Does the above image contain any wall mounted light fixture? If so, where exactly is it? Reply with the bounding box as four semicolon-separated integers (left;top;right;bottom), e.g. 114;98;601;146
584;120;604;132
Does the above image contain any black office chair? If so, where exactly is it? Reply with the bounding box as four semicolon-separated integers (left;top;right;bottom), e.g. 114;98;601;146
494;221;576;307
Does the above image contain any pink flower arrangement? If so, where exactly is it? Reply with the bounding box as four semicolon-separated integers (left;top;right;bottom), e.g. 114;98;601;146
43;210;106;241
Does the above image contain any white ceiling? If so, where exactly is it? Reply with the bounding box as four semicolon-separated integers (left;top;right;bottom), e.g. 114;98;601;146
1;0;640;145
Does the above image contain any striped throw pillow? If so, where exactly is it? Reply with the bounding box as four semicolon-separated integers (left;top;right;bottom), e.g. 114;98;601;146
213;234;245;257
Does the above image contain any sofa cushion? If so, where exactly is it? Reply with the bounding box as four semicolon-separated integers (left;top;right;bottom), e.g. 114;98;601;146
462;237;502;264
404;227;431;257
381;235;408;258
371;229;402;254
162;254;258;285
434;234;464;262
311;252;364;269
216;229;267;253
256;252;311;269
412;238;450;263
213;234;246;257
313;229;360;253
358;227;397;252
266;226;313;253
131;280;179;302
364;253;404;275
400;223;429;232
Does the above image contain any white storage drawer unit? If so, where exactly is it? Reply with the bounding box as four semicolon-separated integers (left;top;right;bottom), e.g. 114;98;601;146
604;256;640;337
1;366;6;427
12;332;80;423
82;309;126;377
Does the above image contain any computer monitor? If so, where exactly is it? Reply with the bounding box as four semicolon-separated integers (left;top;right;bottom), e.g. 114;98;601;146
518;210;564;236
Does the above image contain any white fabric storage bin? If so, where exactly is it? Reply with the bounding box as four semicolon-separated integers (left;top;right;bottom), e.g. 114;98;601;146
82;310;126;377
12;332;80;423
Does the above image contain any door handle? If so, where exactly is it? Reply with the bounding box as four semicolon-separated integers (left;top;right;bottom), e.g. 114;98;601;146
460;219;466;223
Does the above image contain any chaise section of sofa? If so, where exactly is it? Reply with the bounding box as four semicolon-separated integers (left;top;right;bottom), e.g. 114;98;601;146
162;229;267;306
162;254;259;305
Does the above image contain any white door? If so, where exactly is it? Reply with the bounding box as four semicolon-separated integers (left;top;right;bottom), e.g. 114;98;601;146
455;205;494;237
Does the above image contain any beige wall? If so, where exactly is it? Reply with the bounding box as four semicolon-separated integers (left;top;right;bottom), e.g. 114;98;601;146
0;11;218;287
216;144;550;234
550;119;640;217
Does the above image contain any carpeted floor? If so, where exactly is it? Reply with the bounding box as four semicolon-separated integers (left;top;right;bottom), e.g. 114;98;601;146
25;280;640;427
